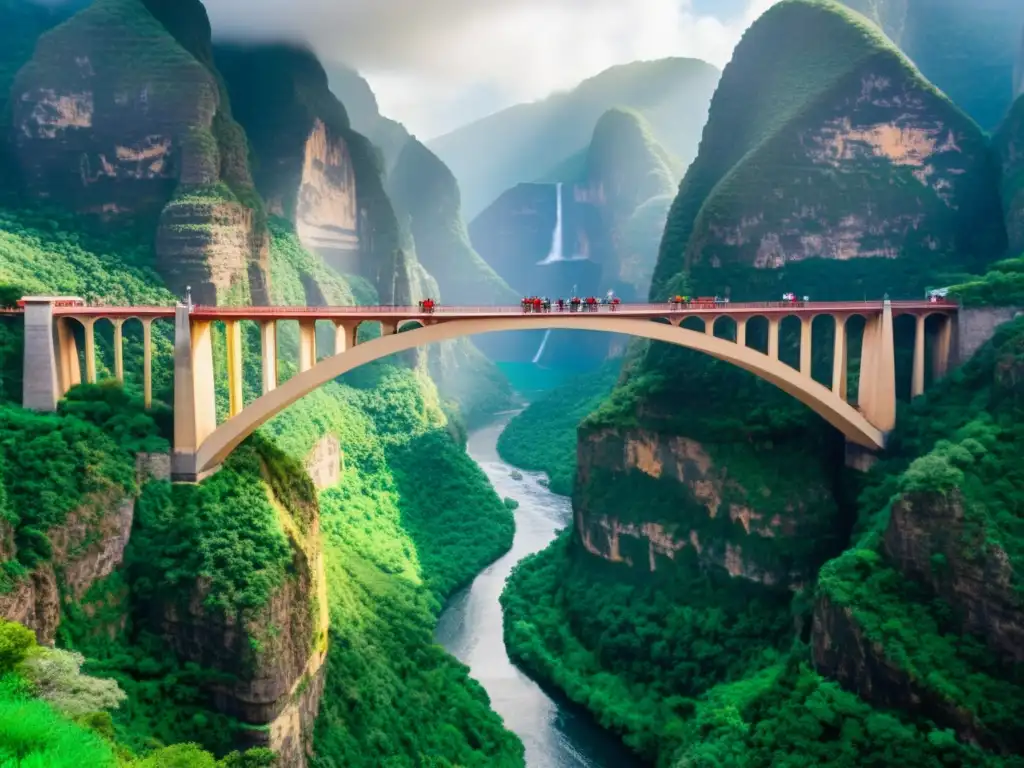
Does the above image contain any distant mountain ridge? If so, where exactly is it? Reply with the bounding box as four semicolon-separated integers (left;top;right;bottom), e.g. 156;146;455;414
428;58;721;220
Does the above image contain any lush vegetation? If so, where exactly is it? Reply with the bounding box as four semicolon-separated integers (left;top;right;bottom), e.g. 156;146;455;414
501;313;1024;766
948;255;1024;307
497;361;620;495
256;367;523;767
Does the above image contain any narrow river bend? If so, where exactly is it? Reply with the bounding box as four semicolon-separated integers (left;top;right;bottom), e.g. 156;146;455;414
435;414;637;768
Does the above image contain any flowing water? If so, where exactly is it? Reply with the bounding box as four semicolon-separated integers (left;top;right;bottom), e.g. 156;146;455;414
435;414;638;768
537;183;565;265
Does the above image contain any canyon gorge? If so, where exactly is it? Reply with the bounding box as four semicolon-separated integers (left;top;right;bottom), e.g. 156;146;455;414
1;0;1024;767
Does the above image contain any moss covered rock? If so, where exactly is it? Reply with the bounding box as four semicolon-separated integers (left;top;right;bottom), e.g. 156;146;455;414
653;0;1005;300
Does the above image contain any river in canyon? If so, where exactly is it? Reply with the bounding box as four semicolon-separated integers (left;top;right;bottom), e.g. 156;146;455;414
434;413;638;768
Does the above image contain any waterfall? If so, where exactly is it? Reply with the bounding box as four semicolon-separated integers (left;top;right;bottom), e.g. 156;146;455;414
536;183;564;265
531;329;552;364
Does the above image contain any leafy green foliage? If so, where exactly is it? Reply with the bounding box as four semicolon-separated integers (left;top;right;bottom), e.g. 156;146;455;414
674;658;1011;767
130;443;293;613
502;535;793;761
0;622;34;674
17;646;127;718
0;696;120;768
948;256;1024;307
0;401;138;572
497;361;620;495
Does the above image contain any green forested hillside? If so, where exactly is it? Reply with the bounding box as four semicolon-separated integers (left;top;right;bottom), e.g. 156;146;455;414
501;316;1024;768
430;58;720;219
496;362;620;496
0;196;522;765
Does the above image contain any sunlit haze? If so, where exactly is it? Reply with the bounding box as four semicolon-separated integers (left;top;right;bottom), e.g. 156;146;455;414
202;0;782;139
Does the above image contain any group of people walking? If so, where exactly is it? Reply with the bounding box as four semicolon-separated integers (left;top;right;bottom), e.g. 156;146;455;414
521;296;621;313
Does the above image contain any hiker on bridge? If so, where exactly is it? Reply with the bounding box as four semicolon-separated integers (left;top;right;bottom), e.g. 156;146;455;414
419;298;436;313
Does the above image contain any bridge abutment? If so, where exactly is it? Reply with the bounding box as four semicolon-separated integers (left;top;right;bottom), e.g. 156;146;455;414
22;299;60;411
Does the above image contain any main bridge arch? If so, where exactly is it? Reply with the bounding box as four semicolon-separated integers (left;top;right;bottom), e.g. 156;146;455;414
187;314;886;480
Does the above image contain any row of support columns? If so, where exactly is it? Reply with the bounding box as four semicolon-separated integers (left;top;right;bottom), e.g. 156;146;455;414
700;303;954;432
176;311;397;478
212;315;397;425
48;313;156;410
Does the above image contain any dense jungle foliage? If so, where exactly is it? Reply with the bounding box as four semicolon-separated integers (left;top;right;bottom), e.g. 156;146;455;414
501;318;1024;767
0;191;521;766
496;362;620;495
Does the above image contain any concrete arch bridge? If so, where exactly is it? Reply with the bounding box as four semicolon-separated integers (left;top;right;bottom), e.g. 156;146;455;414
16;298;959;481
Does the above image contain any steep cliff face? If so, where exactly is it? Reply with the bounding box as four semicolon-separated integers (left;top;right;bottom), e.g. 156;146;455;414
0;489;134;646
579;108;678;298
812;317;1024;754
429;57;720;220
996;95;1024;257
573;426;841;586
214;44;423;304
8;0;269;304
883;491;1023;663
132;448;329;767
841;0;1024;131
10;0;217;219
653;0;1005;299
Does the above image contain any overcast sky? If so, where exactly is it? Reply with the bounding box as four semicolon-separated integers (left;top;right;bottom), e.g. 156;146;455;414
198;0;780;139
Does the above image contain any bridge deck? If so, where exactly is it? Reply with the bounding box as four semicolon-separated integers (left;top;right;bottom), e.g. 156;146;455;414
27;299;956;322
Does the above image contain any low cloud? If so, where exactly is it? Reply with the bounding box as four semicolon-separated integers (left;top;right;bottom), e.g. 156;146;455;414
204;0;781;137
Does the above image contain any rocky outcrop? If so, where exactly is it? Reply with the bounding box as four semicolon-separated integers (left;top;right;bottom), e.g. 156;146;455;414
811;592;992;748
0;489;134;645
156;476;328;767
292;120;360;271
157;189;271;305
10;0;217;219
883;491;1024;663
652;0;1005;298
304;435;341;490
8;0;270;304
573;427;837;586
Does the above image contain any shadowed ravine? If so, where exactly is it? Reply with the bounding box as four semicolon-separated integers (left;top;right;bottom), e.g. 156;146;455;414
434;412;637;768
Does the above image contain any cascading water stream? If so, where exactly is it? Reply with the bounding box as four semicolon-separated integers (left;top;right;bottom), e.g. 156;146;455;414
531;330;552;364
537;183;564;265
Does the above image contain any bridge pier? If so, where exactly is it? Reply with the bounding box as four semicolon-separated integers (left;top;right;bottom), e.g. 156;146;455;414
172;304;218;483
22;299;61;411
